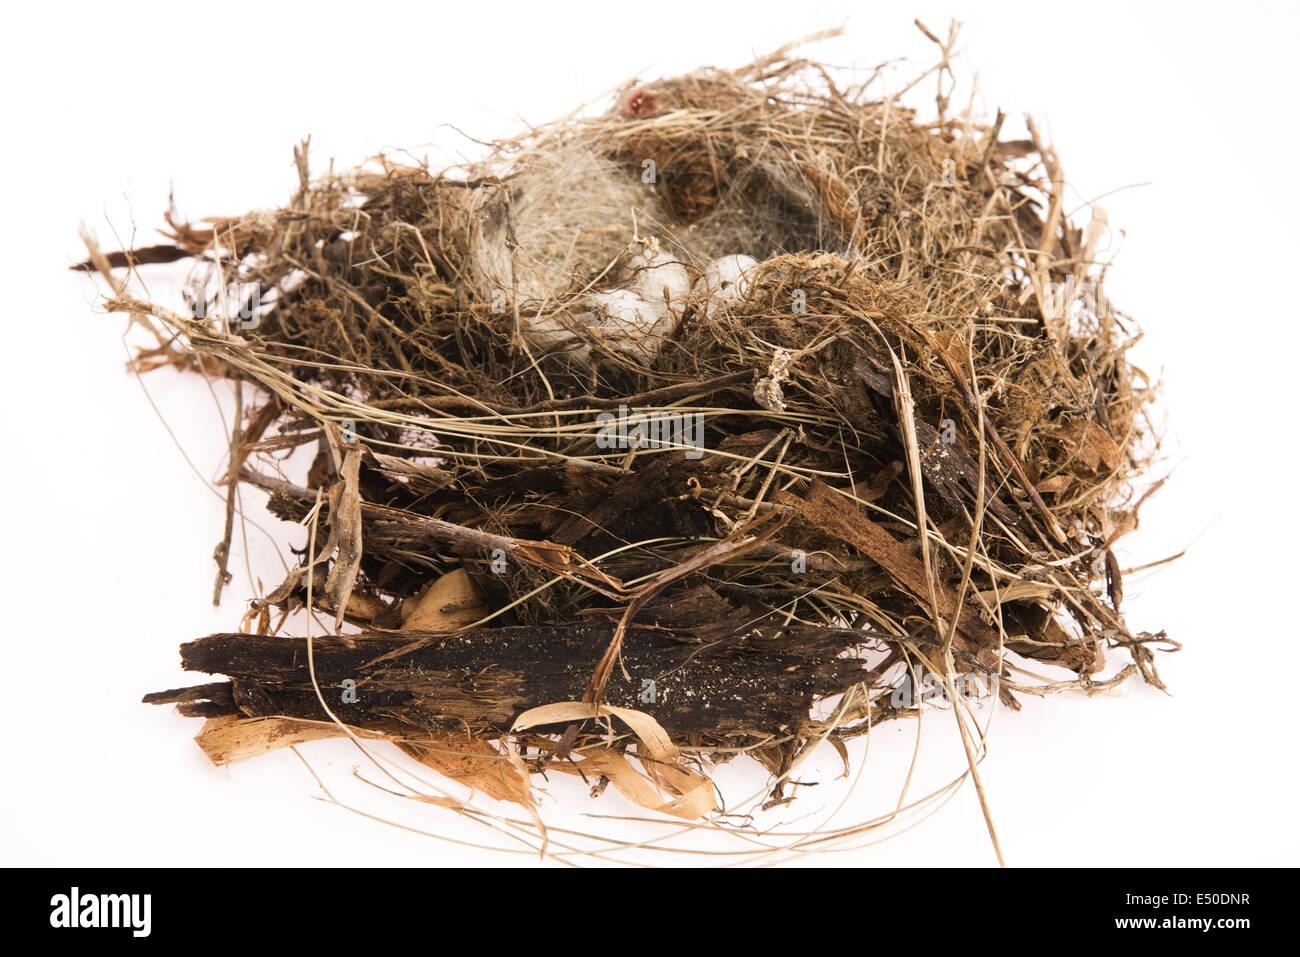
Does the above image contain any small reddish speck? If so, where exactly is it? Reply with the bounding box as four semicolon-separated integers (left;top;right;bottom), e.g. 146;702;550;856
623;88;659;118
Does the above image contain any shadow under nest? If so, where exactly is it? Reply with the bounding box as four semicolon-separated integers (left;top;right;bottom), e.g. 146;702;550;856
94;38;1172;819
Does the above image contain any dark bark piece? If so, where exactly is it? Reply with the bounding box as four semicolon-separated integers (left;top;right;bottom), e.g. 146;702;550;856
549;455;712;548
911;418;1017;524
853;355;1016;524
70;243;191;270
153;622;873;740
1001;601;1100;675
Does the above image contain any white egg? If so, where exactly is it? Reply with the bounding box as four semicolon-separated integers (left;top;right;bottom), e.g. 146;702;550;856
523;313;580;351
520;239;695;365
695;254;758;315
588;288;673;361
591;288;658;333
630;252;691;316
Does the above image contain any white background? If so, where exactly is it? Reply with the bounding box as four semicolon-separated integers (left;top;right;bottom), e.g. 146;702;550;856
2;0;1296;866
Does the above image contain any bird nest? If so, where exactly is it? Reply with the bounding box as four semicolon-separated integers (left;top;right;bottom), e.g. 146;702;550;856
85;27;1172;854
